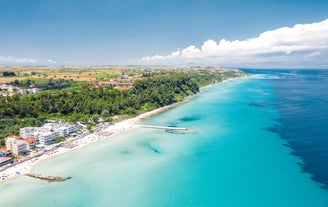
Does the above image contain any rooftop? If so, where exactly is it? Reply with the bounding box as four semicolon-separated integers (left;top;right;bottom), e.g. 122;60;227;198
0;157;12;163
24;138;37;143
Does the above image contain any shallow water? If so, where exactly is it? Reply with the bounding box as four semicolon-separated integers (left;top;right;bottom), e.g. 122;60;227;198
0;74;327;206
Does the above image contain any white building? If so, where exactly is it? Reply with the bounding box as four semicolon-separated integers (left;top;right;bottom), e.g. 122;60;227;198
29;88;39;94
19;89;27;95
0;84;8;90
7;85;14;92
58;126;70;137
58;124;77;137
43;123;59;131
42;123;76;138
6;137;28;155
19;88;39;95
38;131;59;145
5;137;17;151
11;140;28;155
20;127;37;139
19;123;77;146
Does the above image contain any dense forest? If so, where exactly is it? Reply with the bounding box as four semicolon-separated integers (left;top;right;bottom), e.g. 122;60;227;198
0;73;199;145
0;70;245;146
0;73;198;119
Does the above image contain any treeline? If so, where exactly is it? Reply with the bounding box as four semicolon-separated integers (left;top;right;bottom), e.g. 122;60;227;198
2;71;16;77
9;78;76;90
0;73;199;122
186;69;244;87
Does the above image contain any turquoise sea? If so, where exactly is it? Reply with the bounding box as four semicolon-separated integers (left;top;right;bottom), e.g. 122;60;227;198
1;72;328;206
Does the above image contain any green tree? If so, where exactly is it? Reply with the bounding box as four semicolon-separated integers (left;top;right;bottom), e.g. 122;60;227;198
55;136;65;143
101;109;110;117
2;71;16;77
92;114;100;123
86;125;92;131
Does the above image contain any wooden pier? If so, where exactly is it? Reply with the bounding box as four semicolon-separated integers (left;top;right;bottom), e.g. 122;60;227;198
136;125;189;131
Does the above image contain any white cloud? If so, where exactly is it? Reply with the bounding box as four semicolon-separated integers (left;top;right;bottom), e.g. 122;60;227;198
142;19;328;68
0;56;57;65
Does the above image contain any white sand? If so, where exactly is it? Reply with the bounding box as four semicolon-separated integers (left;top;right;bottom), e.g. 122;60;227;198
0;103;177;182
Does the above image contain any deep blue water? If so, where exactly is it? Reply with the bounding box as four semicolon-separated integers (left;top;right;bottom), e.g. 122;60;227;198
246;69;328;189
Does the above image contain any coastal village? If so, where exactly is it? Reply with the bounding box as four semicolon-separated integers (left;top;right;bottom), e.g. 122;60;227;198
0;66;247;181
0;83;40;98
0;106;168;181
1;123;78;169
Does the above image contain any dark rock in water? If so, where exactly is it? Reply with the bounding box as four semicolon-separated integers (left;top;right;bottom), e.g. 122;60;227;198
179;115;201;122
167;124;178;127
152;147;160;153
139;141;161;154
147;144;160;154
167;122;178;127
165;129;185;134
26;174;71;183
121;149;132;155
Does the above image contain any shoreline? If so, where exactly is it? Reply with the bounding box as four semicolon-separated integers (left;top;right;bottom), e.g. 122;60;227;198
0;95;189;182
0;75;250;183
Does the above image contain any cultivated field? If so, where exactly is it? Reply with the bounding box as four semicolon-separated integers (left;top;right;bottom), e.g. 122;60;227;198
0;66;157;84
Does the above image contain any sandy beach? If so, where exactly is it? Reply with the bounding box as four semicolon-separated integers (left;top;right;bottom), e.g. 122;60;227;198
0;101;183;182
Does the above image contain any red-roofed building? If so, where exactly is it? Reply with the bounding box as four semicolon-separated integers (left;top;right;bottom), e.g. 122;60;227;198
24;138;37;150
6;135;20;139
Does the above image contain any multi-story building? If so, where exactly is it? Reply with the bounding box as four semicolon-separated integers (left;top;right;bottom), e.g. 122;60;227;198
58;126;70;137
11;140;28;155
38;131;59;145
19;123;77;146
20;127;37;139
58;124;77;137
6;137;30;154
24;138;37;151
5;137;17;151
42;123;55;131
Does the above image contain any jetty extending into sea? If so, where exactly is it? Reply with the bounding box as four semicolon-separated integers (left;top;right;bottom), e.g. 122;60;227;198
136;125;189;131
26;174;71;183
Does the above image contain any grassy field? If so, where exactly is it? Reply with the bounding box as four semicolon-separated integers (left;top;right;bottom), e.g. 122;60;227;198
0;65;180;84
0;66;135;84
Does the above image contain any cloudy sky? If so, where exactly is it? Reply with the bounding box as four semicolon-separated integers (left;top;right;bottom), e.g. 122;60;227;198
1;0;328;68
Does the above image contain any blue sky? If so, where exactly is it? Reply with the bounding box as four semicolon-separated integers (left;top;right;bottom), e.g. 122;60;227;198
1;0;328;68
